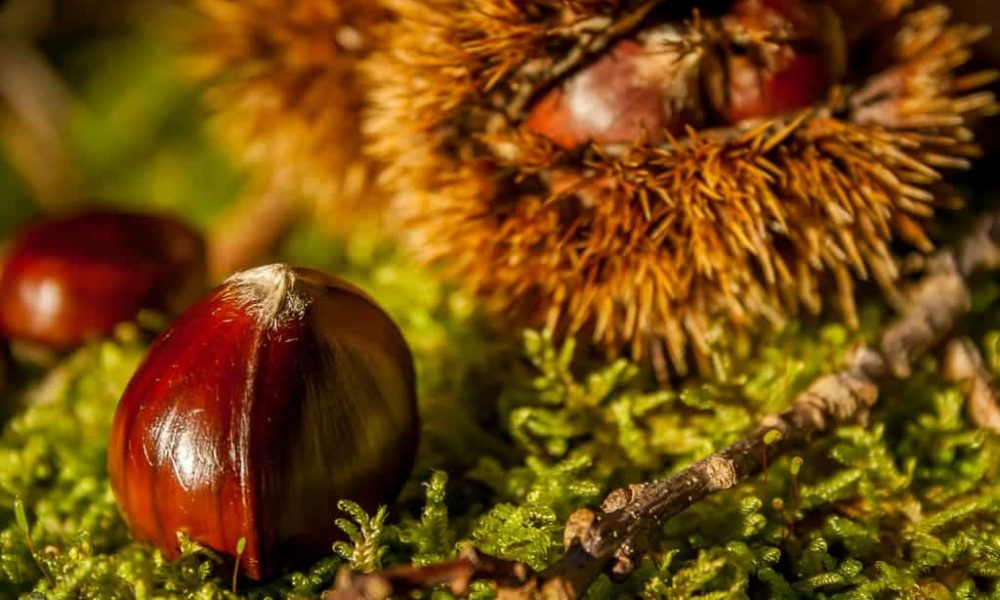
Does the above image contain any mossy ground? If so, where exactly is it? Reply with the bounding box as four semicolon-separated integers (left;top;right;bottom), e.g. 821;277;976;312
1;11;999;600
0;220;999;599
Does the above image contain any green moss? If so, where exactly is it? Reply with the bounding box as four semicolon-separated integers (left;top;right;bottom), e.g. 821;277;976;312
395;471;454;566
1;225;998;599
333;502;389;573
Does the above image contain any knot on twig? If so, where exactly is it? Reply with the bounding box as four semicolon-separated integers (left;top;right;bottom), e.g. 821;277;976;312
563;509;596;550
600;484;644;512
567;500;642;578
703;455;739;491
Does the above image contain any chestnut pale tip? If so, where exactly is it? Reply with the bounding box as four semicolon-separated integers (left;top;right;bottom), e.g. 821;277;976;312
223;263;306;326
108;263;418;580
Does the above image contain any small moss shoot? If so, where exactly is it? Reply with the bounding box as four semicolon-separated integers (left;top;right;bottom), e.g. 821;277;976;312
12;495;50;586
233;537;246;594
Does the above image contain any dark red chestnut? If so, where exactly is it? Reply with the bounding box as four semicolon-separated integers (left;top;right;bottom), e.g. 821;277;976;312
722;50;831;123
0;209;205;349
108;264;418;580
716;0;844;123
524;1;845;148
525;25;706;148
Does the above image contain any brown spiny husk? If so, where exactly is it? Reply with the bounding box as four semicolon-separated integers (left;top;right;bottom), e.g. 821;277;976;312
365;0;997;375
190;0;385;219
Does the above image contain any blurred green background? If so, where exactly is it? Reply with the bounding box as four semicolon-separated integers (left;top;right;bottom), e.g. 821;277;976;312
0;0;242;238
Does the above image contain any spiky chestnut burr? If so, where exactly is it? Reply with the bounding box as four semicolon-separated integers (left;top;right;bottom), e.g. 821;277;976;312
365;0;996;375
0;210;205;350
108;264;417;580
189;0;385;214
949;0;1000;63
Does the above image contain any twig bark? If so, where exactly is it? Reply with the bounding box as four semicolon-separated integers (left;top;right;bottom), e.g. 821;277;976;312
540;211;1000;598
326;209;1000;599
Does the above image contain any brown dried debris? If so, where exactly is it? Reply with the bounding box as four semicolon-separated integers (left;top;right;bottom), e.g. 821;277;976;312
943;337;1000;433
325;548;532;600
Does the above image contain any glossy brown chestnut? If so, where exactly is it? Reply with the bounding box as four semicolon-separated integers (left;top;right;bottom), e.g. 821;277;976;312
525;0;844;148
108;264;418;580
717;0;843;124
525;25;705;148
0;209;205;349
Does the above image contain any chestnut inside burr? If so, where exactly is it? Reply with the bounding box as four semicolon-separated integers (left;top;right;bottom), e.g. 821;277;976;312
524;0;849;149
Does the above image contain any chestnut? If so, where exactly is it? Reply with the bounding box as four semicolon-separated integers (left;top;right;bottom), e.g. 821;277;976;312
716;0;844;124
108;264;418;580
524;0;845;149
0;209;206;350
525;25;705;148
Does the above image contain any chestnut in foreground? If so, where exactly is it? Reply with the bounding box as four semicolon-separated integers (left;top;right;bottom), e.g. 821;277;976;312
108;264;418;580
0;210;205;349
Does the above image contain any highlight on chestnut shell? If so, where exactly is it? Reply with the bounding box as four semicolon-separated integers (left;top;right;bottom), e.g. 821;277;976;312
0;209;205;350
108;264;418;581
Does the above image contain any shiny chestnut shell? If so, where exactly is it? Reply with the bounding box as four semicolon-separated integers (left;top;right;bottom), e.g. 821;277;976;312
525;27;704;148
0;209;205;349
525;0;841;148
718;0;841;124
108;264;418;580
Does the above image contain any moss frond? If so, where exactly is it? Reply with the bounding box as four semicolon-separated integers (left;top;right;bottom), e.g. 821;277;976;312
2;266;1000;596
332;501;389;573
395;471;455;565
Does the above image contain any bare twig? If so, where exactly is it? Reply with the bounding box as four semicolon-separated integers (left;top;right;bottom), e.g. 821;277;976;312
943;337;1000;433
538;347;884;598
327;209;1000;599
